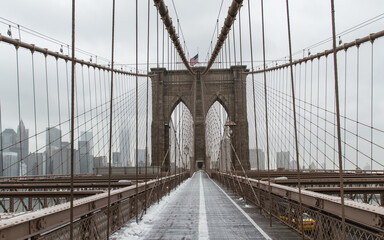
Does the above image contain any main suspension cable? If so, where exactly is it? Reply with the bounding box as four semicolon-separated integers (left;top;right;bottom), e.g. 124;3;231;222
202;0;243;75
153;0;195;75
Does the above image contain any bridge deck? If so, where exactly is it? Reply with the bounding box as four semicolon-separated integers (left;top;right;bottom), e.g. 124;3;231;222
112;171;300;239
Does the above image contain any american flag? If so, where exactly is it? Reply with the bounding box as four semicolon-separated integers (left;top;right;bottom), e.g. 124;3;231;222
190;54;198;66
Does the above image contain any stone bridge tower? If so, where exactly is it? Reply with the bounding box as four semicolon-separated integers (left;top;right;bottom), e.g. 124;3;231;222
150;66;249;172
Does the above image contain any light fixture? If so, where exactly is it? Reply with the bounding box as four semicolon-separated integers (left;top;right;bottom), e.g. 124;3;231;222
7;25;12;37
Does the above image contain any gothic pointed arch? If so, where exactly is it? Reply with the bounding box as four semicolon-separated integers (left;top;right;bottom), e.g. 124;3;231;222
150;66;250;172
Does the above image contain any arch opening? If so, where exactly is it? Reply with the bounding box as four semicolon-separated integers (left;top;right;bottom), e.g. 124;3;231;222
168;101;194;173
205;101;230;171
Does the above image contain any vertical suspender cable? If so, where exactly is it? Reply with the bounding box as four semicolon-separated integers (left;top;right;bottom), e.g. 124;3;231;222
224;39;228;69
309;60;313;168
343;50;347;169
31;53;39;175
260;0;273;227
55;60;64;174
238;8;243;66
370;41;374;170
107;0;116;237
330;0;346;239
228;34;231;67
145;0;150;215
45;56;52;174
355;45;359;169
15;47;23;173
316;59;320;169
232;23;237;66
69;0;76;239
167;32;170;70
162;22;165;68
237;8;245;157
247;0;261;210
324;56;328;169
285;0;304;238
135;0;139;224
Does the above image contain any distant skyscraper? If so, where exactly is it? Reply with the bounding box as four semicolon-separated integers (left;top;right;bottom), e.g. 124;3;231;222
16;120;29;161
58;142;70;175
2;152;19;176
249;148;265;170
79;140;93;173
1;128;17;176
80;131;93;155
94;156;106;168
289;160;297;170
46;127;62;149
112;152;121;167
1;128;17;152
46;127;62;174
135;149;146;167
26;152;45;175
276;151;290;170
120;129;130;166
1;122;29;177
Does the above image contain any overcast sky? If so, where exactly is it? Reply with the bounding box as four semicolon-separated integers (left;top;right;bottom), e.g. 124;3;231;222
1;0;384;169
1;0;383;69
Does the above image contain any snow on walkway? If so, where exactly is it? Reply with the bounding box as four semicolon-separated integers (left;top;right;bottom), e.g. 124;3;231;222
110;174;193;240
111;171;298;239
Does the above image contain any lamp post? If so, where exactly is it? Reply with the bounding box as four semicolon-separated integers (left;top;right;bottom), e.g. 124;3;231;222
224;120;236;171
184;146;189;172
164;123;170;172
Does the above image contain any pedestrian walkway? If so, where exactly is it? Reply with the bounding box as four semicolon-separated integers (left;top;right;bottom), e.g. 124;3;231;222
112;171;300;239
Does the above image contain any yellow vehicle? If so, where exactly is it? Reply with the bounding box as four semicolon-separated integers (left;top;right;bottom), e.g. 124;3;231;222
280;213;315;231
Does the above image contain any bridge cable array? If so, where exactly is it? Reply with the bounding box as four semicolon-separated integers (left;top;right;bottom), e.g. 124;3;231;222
2;0;384;239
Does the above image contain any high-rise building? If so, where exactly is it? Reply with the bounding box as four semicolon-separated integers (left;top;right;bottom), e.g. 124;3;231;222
16;120;29;161
59;141;80;174
119;129;130;166
57;142;70;175
1;128;17;152
80;131;93;155
112;152;121;166
94;156;106;168
1;129;18;177
249;148;265;170
289;160;297;170
134;149;146;167
78;140;93;174
77;131;94;173
2;123;29;177
276;151;290;170
46;127;62;149
2;152;19;176
46;127;62;174
25;152;45;175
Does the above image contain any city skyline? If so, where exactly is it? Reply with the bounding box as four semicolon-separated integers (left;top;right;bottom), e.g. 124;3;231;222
0;120;153;176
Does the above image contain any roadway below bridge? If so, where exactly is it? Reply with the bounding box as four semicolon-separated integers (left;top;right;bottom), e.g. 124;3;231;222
111;171;300;239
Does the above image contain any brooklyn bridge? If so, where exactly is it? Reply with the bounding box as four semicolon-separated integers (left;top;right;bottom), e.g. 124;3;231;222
0;0;383;239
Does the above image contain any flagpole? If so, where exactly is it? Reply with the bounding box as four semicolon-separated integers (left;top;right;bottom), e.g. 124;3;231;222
197;48;199;66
